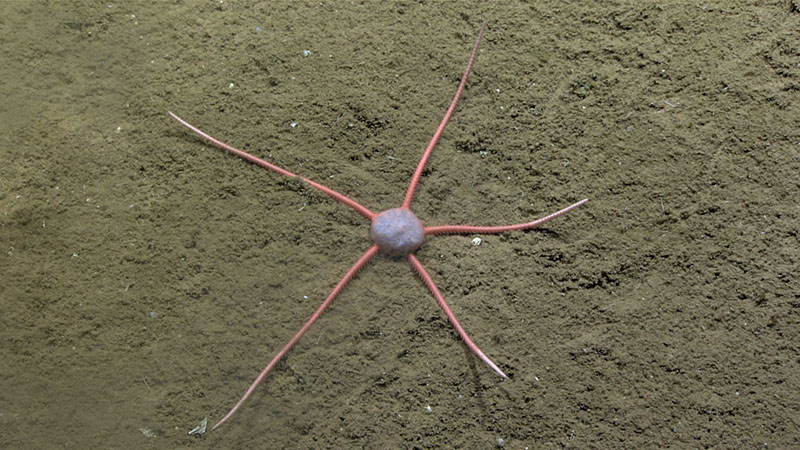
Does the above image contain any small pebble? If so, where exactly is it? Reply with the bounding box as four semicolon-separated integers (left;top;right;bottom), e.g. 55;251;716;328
188;417;207;436
496;437;505;447
471;237;482;246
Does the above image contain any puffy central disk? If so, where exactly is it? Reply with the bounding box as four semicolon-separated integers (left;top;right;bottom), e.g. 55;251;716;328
370;208;425;257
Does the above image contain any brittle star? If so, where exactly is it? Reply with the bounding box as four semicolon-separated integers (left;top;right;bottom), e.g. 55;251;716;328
169;22;587;431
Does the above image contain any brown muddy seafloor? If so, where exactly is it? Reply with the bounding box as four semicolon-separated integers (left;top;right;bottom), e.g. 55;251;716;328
1;1;798;448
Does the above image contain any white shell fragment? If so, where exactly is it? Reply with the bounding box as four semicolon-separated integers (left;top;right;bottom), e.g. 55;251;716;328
188;417;207;436
471;237;482;246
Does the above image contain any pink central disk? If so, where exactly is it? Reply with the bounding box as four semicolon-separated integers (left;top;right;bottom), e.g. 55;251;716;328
370;208;425;257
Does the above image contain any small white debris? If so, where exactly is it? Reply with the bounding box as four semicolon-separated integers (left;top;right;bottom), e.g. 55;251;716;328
139;428;156;438
496;437;506;447
116;126;121;132
188;417;207;436
303;50;310;57
290;122;297;128
425;405;432;414
228;82;234;88
471;237;482;246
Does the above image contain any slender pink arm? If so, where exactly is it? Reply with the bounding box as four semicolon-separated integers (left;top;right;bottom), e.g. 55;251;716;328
213;244;380;431
402;22;487;209
168;111;376;221
407;253;507;378
425;198;588;235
